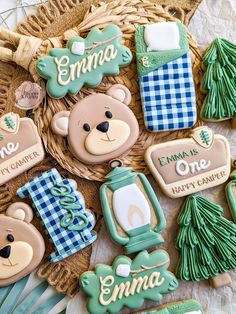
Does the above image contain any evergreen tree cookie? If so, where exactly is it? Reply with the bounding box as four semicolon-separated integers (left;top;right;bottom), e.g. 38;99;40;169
201;38;236;124
176;194;236;288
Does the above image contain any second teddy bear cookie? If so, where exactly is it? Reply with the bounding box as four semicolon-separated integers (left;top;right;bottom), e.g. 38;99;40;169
51;84;139;165
0;202;45;286
145;126;231;198
135;22;196;132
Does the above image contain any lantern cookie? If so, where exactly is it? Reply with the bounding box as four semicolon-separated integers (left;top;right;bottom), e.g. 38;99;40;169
145;126;231;198
135;299;203;314
17;168;97;262
100;167;166;254
135;22;196;132
51;84;139;165
80;250;178;314
36;24;132;98
0;202;45;287
0;112;44;185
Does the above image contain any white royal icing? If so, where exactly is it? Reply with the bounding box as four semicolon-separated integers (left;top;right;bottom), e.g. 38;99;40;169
185;311;202;314
176;159;211;177
112;183;151;232
71;41;85;56
144;22;180;52
116;264;131;277
0;142;19;159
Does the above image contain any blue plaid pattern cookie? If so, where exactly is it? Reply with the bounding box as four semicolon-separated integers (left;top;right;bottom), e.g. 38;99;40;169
17;168;97;262
135;22;197;132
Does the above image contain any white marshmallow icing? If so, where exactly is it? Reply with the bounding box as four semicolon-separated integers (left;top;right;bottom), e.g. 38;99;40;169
144;22;180;52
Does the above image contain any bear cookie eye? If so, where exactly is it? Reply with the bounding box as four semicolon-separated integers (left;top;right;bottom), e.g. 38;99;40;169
105;111;112;119
83;123;91;132
7;234;14;242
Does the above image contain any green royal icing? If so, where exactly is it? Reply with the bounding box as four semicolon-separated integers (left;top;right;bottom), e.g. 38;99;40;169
226;169;236;223
201;38;236;121
36;24;132;98
139;299;203;314
50;182;88;232
80;249;178;314
176;194;236;281
100;167;166;254
135;22;189;77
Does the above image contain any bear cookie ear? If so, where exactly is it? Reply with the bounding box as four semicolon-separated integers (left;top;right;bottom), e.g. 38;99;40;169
106;84;131;105
6;202;33;223
51;111;70;137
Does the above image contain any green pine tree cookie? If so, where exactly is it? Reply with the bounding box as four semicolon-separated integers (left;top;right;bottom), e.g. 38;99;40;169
201;38;236;122
176;194;236;286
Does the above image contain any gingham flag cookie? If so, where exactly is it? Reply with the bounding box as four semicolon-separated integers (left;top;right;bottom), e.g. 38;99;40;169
135;22;196;132
17;168;97;262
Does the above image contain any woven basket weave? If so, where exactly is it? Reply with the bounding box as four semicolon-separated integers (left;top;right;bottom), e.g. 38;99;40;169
0;0;202;297
30;0;204;182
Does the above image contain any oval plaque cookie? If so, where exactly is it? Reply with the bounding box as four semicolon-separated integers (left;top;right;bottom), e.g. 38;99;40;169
145;126;231;198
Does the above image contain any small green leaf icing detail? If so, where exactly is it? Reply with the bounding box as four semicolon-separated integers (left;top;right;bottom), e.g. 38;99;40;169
4;116;15;130
199;129;210;146
201;38;236;121
176;194;236;282
36;24;132;99
80;250;178;314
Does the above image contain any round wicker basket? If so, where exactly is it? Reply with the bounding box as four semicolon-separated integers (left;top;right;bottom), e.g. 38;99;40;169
32;0;204;182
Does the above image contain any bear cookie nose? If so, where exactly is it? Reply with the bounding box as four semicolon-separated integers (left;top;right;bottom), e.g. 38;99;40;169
96;121;109;133
0;245;11;259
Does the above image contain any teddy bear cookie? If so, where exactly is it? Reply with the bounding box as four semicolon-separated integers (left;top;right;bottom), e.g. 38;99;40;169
135;22;196;132
80;250;178;314
51;84;139;165
145;126;231;198
36;24;132;98
0;112;45;185
0;202;45;287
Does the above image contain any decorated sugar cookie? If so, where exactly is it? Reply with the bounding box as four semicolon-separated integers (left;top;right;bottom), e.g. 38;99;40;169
136;299;203;314
17;168;97;262
100;167;166;254
0;202;45;287
201;38;236;123
225;168;236;223
176;194;236;288
135;22;196;132
36;24;132;98
145;126;231;198
0;112;44;185
80;250;178;314
51;84;139;165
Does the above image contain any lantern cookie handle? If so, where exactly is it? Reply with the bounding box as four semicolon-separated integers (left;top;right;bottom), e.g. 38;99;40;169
138;173;166;233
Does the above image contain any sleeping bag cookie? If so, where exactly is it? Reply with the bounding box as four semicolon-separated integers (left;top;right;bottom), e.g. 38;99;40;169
51;84;139;165
135;22;196;132
0;112;44;185
0;202;45;287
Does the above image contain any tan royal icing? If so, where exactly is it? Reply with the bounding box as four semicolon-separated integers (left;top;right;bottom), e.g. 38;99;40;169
55;44;118;86
99;272;165;306
0;241;33;279
145;128;231;198
85;120;131;155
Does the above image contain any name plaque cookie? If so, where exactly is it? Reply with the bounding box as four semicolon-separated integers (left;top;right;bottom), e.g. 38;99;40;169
0;112;44;185
36;24;132;98
145;126;231;198
80;250;178;314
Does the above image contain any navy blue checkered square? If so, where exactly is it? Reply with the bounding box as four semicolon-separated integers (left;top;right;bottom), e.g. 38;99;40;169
140;52;196;132
17;168;97;262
